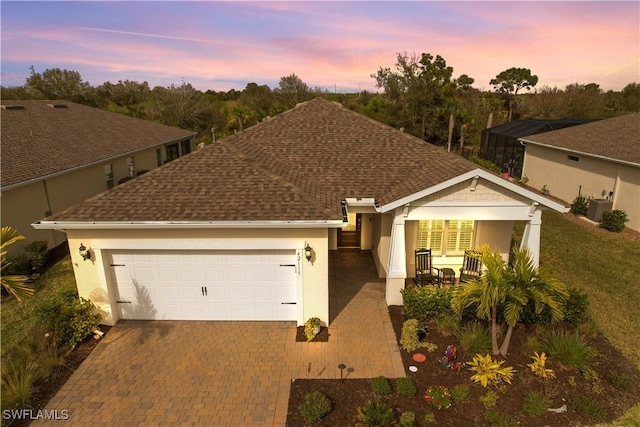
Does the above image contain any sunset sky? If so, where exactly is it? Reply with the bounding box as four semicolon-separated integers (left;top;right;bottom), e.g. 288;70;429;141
1;1;639;93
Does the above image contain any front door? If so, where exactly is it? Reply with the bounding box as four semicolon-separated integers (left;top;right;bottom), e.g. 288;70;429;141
337;213;361;249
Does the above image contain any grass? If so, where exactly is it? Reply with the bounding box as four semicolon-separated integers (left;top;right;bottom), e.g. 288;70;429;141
1;255;77;359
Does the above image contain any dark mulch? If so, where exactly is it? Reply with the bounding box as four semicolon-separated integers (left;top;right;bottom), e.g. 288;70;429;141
296;326;330;342
286;306;640;426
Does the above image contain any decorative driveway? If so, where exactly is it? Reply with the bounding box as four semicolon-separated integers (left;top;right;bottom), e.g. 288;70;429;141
33;251;404;426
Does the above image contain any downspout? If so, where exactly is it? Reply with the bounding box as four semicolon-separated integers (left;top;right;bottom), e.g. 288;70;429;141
42;180;61;247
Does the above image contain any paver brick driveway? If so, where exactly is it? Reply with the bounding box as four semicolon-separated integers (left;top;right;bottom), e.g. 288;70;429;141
33;251;404;426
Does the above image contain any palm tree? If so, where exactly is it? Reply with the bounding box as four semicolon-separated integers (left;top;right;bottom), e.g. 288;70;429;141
498;248;568;356
451;246;507;355
1;227;34;302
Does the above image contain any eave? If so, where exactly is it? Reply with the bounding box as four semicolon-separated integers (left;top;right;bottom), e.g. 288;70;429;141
32;219;346;231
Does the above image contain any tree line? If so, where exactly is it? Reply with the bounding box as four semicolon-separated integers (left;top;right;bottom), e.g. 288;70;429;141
2;55;638;148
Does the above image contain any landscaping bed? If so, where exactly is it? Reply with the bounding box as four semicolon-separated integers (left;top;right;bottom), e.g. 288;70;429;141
286;305;640;426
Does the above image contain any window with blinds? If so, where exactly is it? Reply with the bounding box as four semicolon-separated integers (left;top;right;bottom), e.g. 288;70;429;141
418;220;474;256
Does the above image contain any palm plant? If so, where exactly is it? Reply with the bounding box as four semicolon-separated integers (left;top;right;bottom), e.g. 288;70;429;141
1;226;34;302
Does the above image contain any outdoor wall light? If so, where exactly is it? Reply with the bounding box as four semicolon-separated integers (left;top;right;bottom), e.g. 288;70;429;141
79;243;91;261
304;243;313;262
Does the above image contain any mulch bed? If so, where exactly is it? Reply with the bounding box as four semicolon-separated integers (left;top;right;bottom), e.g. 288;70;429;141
295;326;330;342
286;306;640;426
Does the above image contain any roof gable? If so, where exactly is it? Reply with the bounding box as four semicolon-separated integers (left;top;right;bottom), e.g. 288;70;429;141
520;113;640;165
1;100;196;187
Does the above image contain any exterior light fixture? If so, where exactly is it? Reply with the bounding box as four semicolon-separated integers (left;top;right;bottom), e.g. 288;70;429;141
304;243;312;262
79;243;91;261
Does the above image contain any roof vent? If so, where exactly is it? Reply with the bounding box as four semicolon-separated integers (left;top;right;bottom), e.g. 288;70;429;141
47;103;68;109
1;105;25;110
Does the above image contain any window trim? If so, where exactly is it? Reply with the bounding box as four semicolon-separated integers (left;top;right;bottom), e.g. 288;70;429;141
417;219;475;256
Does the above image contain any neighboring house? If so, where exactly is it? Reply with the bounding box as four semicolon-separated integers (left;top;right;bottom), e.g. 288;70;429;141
520;113;640;232
1;100;196;252
33;98;568;327
479;119;596;178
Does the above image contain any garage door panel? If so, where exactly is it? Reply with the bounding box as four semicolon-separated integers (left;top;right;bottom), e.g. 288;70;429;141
112;250;298;321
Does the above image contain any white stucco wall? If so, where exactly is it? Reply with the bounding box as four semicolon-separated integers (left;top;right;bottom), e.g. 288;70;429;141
65;227;329;327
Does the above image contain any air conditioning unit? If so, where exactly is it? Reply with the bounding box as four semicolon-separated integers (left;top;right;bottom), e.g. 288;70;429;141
586;199;613;222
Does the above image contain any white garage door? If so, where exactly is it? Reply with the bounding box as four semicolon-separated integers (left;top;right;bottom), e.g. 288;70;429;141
110;250;299;321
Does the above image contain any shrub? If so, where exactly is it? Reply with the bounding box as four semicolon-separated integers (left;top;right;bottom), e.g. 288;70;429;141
298;391;332;423
522;391;548;416
355;400;396;427
467;354;516;388
401;286;454;322
424;413;436;424
456;323;491;356
479;390;498;409
468;155;502;174
400;319;436;353
563;288;591;324
370;376;392;396
521;335;543;356
527;352;556;380
605;369;631;391
1;360;38;411
576;319;599;339
434;313;459;337
541;329;594;372
451;384;470;402
25;240;49;272
304;317;321;341
4;253;33;275
36;288;102;349
570;393;609;422
484;410;517;427
395;377;417;399
600;209;628;232
424;385;451;410
570;195;590;215
399;411;416;427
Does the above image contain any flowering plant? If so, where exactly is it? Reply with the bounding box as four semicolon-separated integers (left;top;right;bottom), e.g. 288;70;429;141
424;385;452;409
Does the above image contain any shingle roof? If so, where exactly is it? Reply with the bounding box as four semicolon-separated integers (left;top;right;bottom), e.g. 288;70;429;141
45;98;478;223
520;113;640;165
1;100;196;187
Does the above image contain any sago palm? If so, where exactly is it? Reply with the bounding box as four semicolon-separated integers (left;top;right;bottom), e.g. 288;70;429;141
1;226;35;302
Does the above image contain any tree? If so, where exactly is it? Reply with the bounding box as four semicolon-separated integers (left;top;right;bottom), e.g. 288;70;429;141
238;82;274;120
227;105;252;132
275;74;311;109
101;80;151;107
481;92;503;129
451;246;568;357
490;67;538;122
25;67;100;105
147;81;217;132
372;52;453;140
1;227;34;302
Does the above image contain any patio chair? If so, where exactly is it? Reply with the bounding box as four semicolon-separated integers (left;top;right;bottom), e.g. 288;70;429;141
459;249;483;283
414;249;437;286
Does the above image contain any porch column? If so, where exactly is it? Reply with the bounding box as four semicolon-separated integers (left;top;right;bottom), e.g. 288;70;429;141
386;209;407;305
520;209;542;267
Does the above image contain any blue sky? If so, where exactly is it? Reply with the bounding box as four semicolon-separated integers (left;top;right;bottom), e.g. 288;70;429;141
1;1;638;93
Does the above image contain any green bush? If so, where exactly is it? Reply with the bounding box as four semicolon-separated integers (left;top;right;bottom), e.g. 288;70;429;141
395;377;417;399
484;410;517;427
522;391;548;416
355;400;396;427
605;369;631;391
456;323;491;356
563;288;591;324
570;393;609;422
36;288;102;349
399;319;437;353
399;411;416;427
4;253;33;275
600;209;628;232
298;391;332;423
479;390;498;409
370;376;392;396
541;329;594;372
468;155;502;174
434;313;459;336
25;240;49;272
424;413;436;424
1;360;38;411
570;195;590;215
451;384;470;402
401;286;454;322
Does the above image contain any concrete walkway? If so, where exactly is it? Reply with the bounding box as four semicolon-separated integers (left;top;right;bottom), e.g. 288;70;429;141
33;251;404;426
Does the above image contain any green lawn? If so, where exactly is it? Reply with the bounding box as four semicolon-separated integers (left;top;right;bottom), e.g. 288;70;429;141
1;255;76;359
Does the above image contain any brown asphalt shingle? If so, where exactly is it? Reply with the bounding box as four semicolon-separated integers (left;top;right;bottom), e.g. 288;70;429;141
521;113;640;165
44;98;479;223
1;100;196;187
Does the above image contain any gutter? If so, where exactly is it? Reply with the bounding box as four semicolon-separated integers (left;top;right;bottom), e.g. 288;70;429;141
2;133;197;191
519;138;640;169
32;219;345;230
